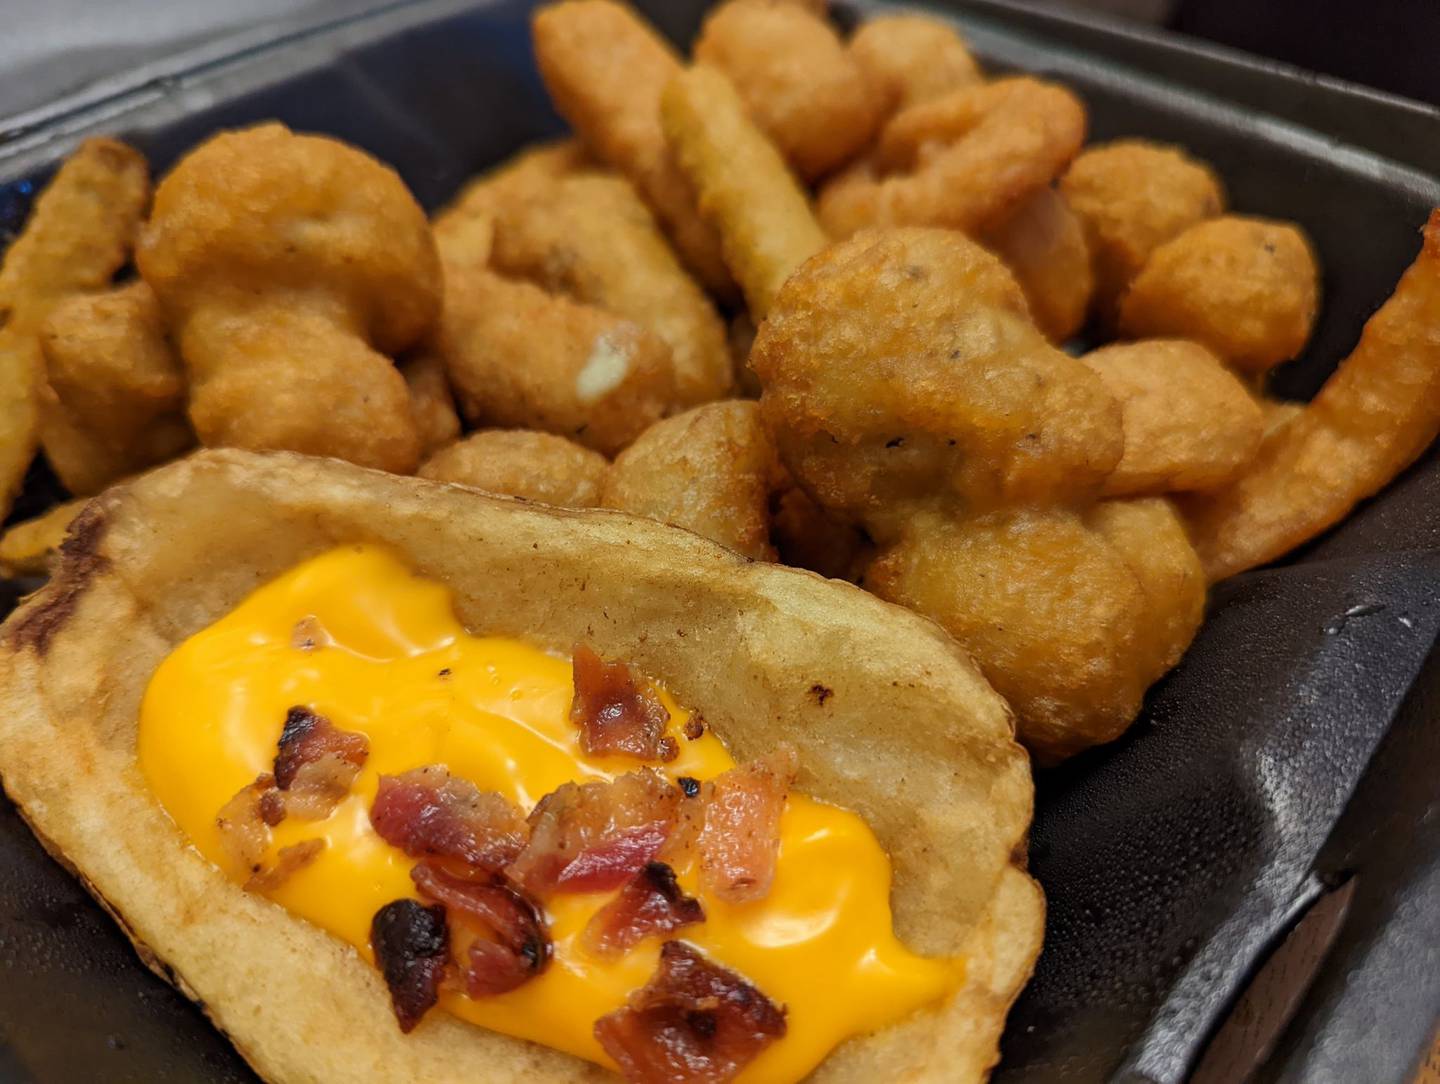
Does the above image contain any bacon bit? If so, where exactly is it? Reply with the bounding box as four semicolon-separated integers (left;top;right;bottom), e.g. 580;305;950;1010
594;941;786;1084
582;862;705;958
658;790;706;870
697;747;797;905
411;861;552;996
244;838;325;892
271;707;369;821
570;644;677;762
258;790;287;827
507;770;679;896
215;774;275;874
676;776;701;799
683;715;706;741
370;765;527;873
371;899;450;1033
290;615;331;651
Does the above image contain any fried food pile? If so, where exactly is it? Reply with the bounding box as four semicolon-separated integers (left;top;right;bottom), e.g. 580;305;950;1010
2;0;1438;764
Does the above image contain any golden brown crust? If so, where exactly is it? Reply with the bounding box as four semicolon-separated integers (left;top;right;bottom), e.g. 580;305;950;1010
603;400;777;559
419;429;609;507
0;448;1035;1083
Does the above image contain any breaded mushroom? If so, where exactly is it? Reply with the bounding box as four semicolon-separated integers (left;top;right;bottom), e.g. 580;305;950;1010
419;429;609;507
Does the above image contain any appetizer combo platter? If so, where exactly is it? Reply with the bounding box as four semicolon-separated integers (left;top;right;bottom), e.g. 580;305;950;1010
1;1;1439;1082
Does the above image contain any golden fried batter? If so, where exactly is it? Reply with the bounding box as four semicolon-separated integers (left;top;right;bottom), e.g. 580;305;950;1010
694;0;880;181
0;496;87;577
491;172;732;404
39;282;191;494
661;65;829;322
137;123;436;473
752;228;1121;538
1059;139;1225;326
0;138;150;512
435;259;676;456
849;13;983;117
1119;215;1320;373
419;429;609;507
1081;339;1263;496
1184;210;1440;580
981;187;1094;343
818;77;1086;238
867;508;1153;763
401;354;461;457
603;400;777;560
1085;497;1206;697
532;0;733;296
432;139;590;271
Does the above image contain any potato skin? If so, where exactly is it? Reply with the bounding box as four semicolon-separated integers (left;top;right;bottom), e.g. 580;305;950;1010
0;447;1035;1084
694;0;880;181
752;227;1121;538
419;429;608;508
1060;139;1226;325
1118;215;1320;373
604;400;777;560
1081;339;1263;496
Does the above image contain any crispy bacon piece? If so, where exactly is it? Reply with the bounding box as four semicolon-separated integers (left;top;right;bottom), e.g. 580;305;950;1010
697;747;796;904
244;838;325;893
412;861;551;996
215;774;275;874
272;706;369;820
594;941;786;1084
582;862;705;958
571;644;677;762
507;770;679;896
371;899;450;1032
370;765;527;873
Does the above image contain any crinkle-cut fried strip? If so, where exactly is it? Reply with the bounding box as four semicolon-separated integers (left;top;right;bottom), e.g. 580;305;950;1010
419;429;609;508
980;187;1094;344
849;13;983;117
1183;209;1440;581
491;173;732;405
661;65;829;324
0;137;150;514
434;258;677;456
40;282;192;495
693;0;880;182
532;0;735;298
603;400;779;561
431;139;591;273
818;77;1086;238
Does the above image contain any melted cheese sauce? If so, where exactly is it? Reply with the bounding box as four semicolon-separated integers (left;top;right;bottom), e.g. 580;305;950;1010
139;545;962;1082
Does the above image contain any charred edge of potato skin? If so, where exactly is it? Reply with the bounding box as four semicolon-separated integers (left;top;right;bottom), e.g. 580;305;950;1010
3;499;110;654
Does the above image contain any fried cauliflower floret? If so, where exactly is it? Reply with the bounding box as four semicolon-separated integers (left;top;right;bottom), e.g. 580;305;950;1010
434;260;676;456
751;228;1122;538
419;429;608;507
1118;215;1321;374
490;172;732;405
400;354;461;458
1060;139;1226;325
1081;339;1263;496
39;282;191;494
849;13;983;117
694;0;880;181
603;400;777;560
137;123;437;473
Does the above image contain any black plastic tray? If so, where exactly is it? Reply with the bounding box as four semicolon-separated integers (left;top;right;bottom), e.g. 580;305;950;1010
2;2;1439;1081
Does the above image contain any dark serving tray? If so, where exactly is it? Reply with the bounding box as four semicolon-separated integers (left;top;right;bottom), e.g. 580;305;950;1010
2;1;1439;1081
